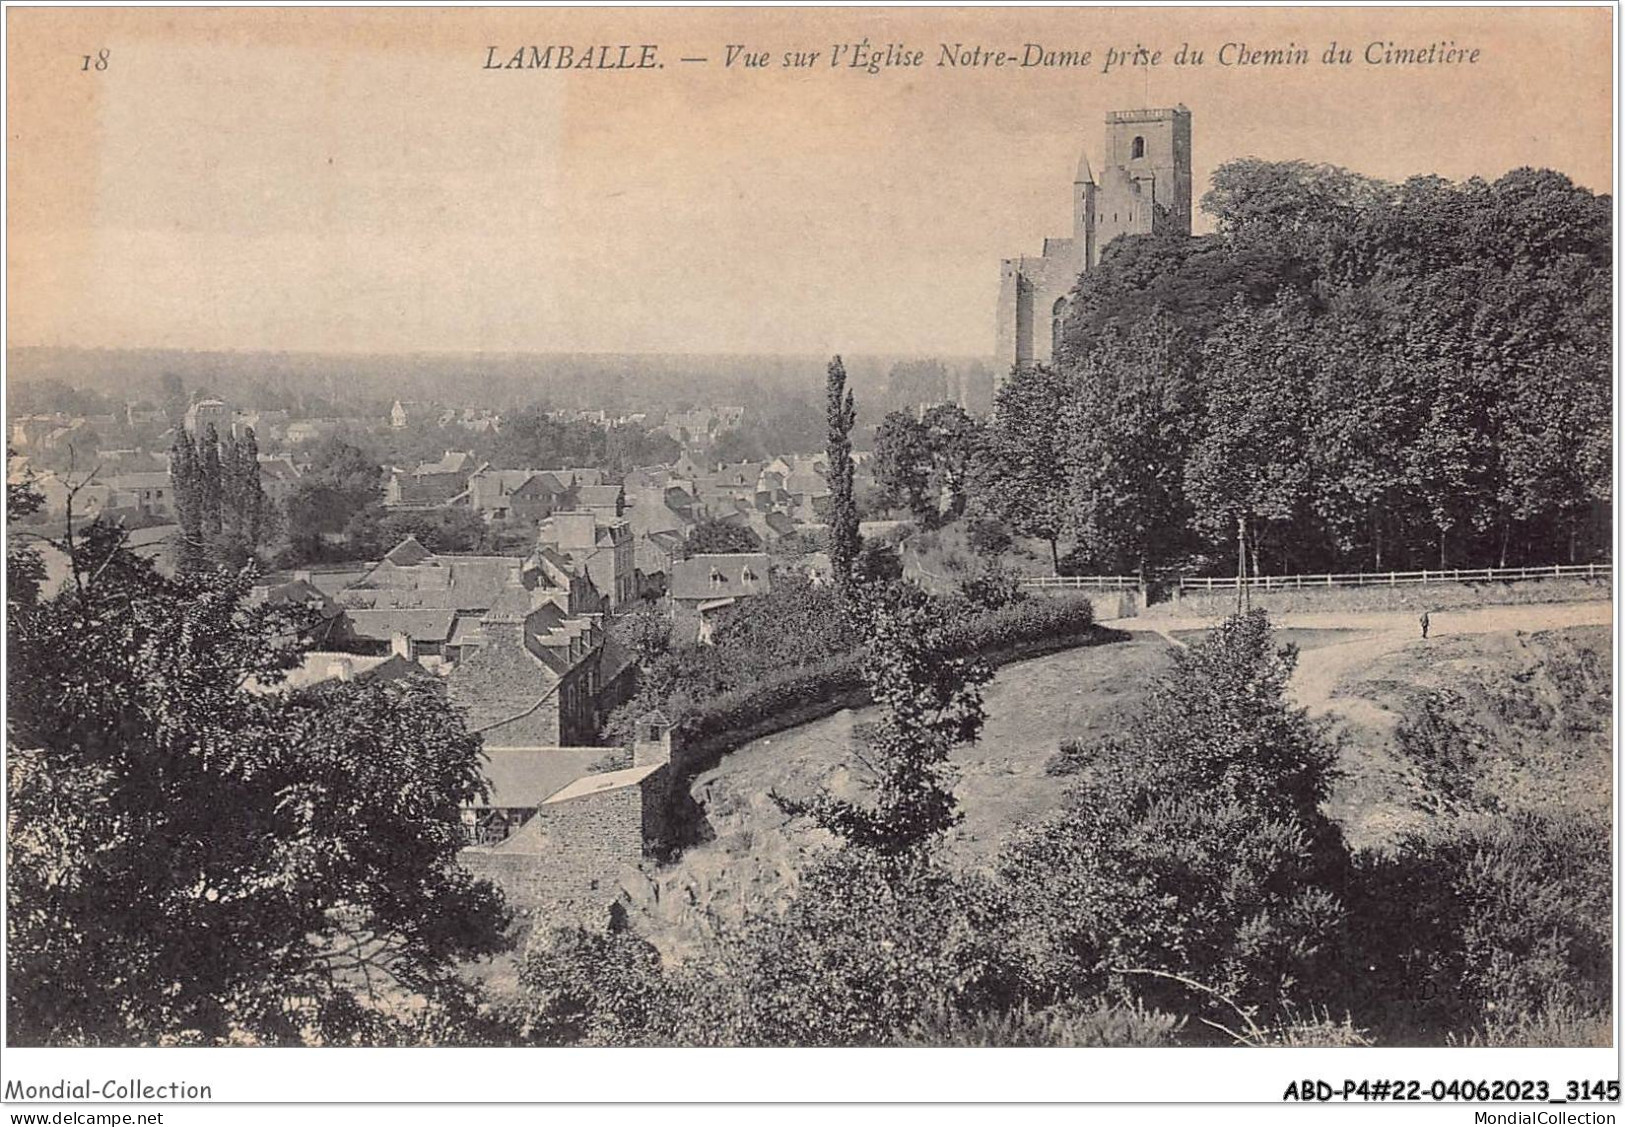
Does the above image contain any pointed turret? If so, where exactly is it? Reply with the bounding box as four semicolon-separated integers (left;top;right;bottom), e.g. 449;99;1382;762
1074;148;1095;184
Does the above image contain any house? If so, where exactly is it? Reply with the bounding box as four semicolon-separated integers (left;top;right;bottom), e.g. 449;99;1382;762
232;410;288;441
384;451;479;507
445;587;604;746
104;471;174;518
464;468;574;523
623;466;671;492
559;467;606;488
575;483;626;517
339;607;459;662
183;399;230;438
668;552;772;643
746;509;798;545
457;714;674;915
337;535;537;611
283;421;327;445
256;454;303;503
537;510;636;610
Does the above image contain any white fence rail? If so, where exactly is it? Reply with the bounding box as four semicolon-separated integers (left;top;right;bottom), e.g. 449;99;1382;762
1016;563;1611;593
1179;563;1611;592
1019;574;1141;591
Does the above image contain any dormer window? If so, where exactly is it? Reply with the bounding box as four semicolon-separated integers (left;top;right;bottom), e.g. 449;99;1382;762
741;566;758;584
709;567;724;587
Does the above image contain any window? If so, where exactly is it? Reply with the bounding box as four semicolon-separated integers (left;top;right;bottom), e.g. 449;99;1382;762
1131;135;1145;159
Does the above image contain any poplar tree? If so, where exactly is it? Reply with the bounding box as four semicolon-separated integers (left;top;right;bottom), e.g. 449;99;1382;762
198;424;224;539
169;430;205;567
824;355;861;587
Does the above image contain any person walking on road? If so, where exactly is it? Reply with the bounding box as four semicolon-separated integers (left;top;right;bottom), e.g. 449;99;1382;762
1419;610;1431;639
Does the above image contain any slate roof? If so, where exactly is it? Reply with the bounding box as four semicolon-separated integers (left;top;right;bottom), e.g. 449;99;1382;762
343;607;457;643
576;484;625;510
478;747;607;808
348;543;529;611
669;553;772;601
543;761;664;804
598;634;638;687
415;451;476;475
355;653;434;683
384;536;434;567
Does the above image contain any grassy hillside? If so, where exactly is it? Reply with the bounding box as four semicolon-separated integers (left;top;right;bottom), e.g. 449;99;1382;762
1334;625;1611;825
620;633;1177;960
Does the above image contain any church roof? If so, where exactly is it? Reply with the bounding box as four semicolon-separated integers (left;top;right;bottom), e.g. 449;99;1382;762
1075;148;1095;184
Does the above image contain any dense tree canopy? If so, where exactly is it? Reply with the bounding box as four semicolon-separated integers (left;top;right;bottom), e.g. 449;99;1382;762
7;521;510;1045
1017;160;1613;574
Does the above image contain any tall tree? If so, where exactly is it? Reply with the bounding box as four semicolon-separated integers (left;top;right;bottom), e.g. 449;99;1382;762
824;356;861;587
1184;295;1315;585
169;429;204;565
774;587;989;856
285;436;384;535
871;412;934;522
233;425;266;553
1065;312;1198;581
198;424;224;540
975;364;1073;573
919;403;981;523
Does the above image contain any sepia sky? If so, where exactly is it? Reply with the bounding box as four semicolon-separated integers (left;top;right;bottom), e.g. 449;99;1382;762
6;6;1613;357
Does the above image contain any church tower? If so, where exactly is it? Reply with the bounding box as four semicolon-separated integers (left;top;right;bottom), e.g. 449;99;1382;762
1093;107;1193;251
995;106;1192;385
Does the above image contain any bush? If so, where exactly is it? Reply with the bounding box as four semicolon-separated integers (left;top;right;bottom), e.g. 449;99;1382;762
991;611;1349;1029
956;568;1027;611
1348;809;1611;1044
605;587;1098;753
710;852;999;1045
966;517;1013;560
900;996;1185;1047
1392;688;1491;813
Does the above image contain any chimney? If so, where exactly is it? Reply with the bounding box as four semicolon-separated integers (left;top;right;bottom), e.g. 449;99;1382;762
633;712;673;768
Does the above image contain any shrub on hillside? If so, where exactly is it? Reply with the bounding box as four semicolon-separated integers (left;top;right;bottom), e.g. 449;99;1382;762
604;587;1098;750
955;568;1028;611
1348;809;1611;1044
900;996;1185;1047
991;611;1349;1031
1391;688;1488;813
710;851;1000;1045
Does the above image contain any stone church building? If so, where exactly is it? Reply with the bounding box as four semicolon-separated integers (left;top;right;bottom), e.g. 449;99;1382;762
996;106;1193;374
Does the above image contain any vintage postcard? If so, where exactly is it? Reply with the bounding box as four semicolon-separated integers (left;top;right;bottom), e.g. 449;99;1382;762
2;2;1615;1116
